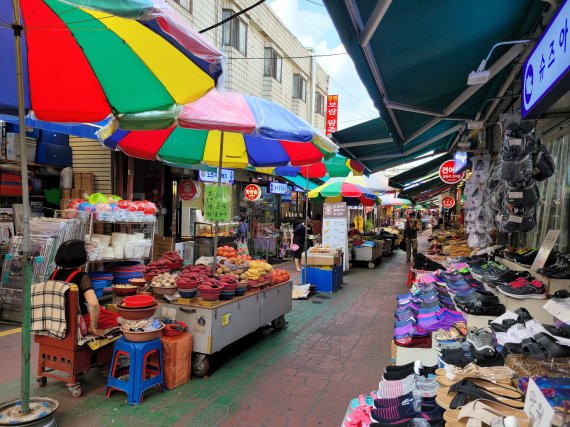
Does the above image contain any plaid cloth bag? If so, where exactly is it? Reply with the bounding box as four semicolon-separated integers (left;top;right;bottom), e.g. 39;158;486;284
31;270;80;339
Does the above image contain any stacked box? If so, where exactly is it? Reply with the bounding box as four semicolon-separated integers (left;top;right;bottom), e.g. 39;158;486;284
0;172;23;196
160;334;193;389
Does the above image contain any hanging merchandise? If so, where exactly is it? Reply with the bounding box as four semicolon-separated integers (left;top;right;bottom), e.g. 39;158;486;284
463;155;493;248
494;120;554;233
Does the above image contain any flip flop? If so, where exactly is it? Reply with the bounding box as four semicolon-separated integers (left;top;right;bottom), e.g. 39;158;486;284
435;379;524;410
435;363;514;387
443;399;530;427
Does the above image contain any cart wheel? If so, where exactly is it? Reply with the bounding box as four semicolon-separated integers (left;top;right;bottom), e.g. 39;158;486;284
368;261;376;269
68;385;82;398
271;315;286;330
36;377;47;387
192;355;210;377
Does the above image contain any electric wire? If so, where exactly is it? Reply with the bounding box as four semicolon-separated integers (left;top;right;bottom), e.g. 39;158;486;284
200;0;266;33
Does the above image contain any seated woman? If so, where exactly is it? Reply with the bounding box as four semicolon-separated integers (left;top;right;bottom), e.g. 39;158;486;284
50;240;118;337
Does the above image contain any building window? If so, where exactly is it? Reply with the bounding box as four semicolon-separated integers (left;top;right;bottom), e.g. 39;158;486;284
172;0;192;12
293;74;307;102
222;9;248;55
315;92;325;115
264;48;282;82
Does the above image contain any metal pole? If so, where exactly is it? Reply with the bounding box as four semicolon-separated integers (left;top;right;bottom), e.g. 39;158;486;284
12;0;31;414
212;132;224;274
302;173;310;285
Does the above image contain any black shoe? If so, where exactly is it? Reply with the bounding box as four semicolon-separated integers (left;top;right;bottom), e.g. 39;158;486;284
486;270;533;289
382;367;416;380
385;361;419;373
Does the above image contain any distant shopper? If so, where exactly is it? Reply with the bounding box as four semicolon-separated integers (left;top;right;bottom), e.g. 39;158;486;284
235;213;249;257
403;213;421;262
292;221;307;272
348;222;360;238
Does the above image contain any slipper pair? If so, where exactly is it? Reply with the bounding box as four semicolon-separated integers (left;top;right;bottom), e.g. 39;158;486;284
435;378;524;410
435;363;514;387
443;399;529;426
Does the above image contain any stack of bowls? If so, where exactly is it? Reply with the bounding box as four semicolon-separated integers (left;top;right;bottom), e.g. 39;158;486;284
117;295;163;342
198;284;222;301
108;261;144;284
220;283;237;300
88;271;114;298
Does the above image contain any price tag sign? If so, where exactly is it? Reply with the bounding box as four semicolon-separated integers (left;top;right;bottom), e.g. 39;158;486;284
204;183;231;221
531;229;560;271
524;378;555;427
439;160;465;184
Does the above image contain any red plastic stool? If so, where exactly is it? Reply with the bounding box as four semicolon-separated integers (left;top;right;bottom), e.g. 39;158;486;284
406;269;416;288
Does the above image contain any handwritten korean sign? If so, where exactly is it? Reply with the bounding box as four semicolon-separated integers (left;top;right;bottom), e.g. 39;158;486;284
524;378;554;427
204;184;231;221
523;0;570;117
325;94;339;136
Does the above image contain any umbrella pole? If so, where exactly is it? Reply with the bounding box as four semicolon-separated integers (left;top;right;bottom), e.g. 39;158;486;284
212;132;224;274
12;0;31;414
303;173;309;285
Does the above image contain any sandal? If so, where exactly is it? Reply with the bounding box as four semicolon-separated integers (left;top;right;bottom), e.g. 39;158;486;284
435;363;514;386
435;328;455;341
455;299;506;316
435;378;524;410
451;321;467;337
443;399;530;427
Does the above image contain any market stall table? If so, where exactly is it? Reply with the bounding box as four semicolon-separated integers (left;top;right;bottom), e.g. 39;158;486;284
352;240;384;269
157;280;292;376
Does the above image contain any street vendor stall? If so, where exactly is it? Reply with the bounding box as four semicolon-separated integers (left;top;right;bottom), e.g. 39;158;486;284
158;279;292;377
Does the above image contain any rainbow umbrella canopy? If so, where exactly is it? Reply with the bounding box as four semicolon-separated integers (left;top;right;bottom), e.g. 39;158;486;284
308;177;379;206
0;0;223;124
255;154;365;179
101;90;338;168
379;195;412;206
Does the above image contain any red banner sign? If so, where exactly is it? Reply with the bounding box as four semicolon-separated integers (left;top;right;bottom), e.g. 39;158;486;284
325;94;339;136
244;184;261;201
442;196;455;209
179;179;199;201
439;160;465;184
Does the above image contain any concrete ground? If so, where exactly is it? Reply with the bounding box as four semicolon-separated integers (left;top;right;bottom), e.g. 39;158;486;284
0;237;421;426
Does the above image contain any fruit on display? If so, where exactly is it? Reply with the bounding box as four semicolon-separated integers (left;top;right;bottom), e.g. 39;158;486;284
216;245;238;258
245;260;273;282
271;269;290;284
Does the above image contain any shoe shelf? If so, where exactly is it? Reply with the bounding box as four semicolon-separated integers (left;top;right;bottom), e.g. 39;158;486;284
496;257;570;294
392;338;439;367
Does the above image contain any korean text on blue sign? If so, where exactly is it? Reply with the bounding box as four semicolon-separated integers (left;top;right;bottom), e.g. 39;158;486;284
198;169;234;184
522;0;570;117
269;182;288;195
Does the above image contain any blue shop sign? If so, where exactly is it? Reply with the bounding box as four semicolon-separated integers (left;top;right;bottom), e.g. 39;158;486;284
269;181;288;195
198;169;234;184
523;0;570;118
282;186;293;202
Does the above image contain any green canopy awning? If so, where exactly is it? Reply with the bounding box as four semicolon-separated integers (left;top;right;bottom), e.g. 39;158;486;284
388;154;451;189
283;175;319;191
325;0;547;171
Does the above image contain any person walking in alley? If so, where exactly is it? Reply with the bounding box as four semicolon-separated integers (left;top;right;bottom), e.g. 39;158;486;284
404;213;421;262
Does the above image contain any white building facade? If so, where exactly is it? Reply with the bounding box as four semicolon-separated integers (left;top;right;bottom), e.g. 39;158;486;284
167;0;329;131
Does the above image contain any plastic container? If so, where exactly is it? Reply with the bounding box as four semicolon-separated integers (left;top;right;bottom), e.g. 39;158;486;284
122;323;164;342
122;295;155;308
116;302;158;320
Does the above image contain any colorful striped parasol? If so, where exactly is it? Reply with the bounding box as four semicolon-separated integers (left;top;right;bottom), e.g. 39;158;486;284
308;178;380;206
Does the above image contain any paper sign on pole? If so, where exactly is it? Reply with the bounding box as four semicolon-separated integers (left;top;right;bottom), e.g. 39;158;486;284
322;202;349;271
531;229;560;271
204;183;231;221
524;378;555;427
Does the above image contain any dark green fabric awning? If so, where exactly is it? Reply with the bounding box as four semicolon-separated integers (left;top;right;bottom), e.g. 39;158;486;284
325;0;547;171
388;154;451;189
400;176;453;202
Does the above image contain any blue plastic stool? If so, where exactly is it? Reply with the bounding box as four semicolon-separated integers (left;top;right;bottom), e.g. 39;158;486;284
106;337;164;404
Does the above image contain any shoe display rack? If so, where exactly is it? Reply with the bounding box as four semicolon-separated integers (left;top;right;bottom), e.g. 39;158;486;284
496;256;570;294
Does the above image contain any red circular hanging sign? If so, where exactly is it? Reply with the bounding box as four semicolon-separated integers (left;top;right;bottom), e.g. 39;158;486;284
442;196;456;209
179;179;200;201
244;184;261;201
439;160;465;184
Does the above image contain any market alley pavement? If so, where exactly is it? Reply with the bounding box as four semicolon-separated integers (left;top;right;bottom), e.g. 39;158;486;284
0;237;423;427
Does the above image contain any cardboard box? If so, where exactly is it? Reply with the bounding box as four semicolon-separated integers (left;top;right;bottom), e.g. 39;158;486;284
5;133;37;162
160;334;192;389
82;173;94;191
302;252;341;266
153;236;174;261
71;189;82;199
62;189;72;200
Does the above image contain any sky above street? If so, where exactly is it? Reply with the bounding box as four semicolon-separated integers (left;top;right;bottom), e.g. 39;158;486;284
268;0;379;131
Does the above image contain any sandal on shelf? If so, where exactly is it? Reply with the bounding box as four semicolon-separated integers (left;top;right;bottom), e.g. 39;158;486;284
455;300;506;316
443;399;530;427
435;378;524;410
451;321;467;337
435;329;455;341
435;363;514;387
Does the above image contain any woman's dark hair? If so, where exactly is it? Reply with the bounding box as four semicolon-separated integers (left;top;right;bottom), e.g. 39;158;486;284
239;213;247;222
55;239;88;268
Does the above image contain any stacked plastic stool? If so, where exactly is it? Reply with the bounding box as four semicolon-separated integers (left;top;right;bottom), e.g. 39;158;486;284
106;336;164;404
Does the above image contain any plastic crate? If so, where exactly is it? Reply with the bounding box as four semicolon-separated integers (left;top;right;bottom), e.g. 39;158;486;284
301;266;342;293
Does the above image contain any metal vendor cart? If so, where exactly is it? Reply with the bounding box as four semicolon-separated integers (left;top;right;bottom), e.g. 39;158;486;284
353;241;384;269
158;280;292;377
